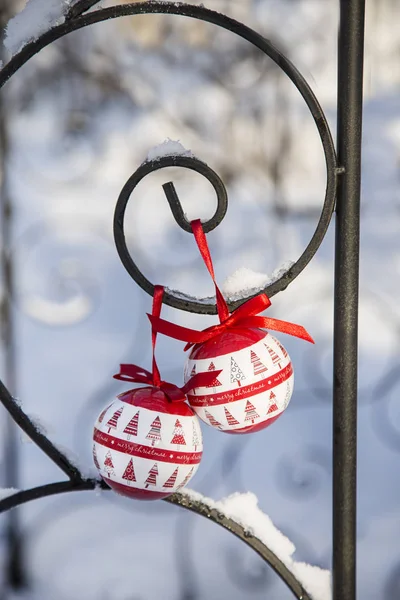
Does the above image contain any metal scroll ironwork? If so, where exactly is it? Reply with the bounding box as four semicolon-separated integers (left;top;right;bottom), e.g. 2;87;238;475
0;1;338;316
0;1;365;600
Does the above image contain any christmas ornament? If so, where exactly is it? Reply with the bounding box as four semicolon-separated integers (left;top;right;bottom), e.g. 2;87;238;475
93;286;220;499
148;220;314;434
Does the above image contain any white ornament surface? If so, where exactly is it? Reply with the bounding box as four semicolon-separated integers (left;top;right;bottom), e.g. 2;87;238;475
93;400;203;496
184;333;293;432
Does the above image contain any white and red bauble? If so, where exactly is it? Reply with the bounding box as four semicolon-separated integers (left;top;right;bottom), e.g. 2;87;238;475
93;387;203;500
184;327;293;434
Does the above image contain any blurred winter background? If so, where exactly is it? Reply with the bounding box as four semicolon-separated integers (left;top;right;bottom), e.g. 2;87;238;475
0;0;400;598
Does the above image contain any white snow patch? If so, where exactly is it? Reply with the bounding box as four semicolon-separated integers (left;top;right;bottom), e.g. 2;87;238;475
181;489;331;600
20;412;51;442
0;488;19;501
54;443;96;479
146;138;194;161
4;0;74;55
165;286;215;305
222;262;295;301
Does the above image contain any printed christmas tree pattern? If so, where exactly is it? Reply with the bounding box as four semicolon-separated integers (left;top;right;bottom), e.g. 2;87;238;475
205;409;222;429
230;357;246;386
206;362;222;389
192;421;201;451
265;344;282;369
251;350;268;377
177;466;194;489
98;403;112;424
267;391;279;414
171;419;186;445
163;467;179;489
276;339;288;358
92;444;100;470
106;407;124;433
146;416;162;446
145;463;158;488
123;411;139;439
122;458;136;483
244;400;259;424
104;450;115;476
224;406;240;426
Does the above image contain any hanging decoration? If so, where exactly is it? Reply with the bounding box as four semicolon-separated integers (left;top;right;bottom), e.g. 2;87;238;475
92;286;219;499
148;220;314;434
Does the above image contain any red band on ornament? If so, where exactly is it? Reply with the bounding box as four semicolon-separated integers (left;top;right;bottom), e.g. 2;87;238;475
94;428;202;465
188;362;293;407
102;477;170;500
147;220;314;349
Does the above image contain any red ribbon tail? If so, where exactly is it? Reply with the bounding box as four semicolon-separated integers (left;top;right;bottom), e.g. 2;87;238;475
238;316;314;344
181;370;223;394
147;314;207;345
113;364;154;384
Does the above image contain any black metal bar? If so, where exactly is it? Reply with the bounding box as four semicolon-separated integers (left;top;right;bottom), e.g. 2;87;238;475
333;1;365;598
0;381;84;481
165;493;312;600
0;0;26;587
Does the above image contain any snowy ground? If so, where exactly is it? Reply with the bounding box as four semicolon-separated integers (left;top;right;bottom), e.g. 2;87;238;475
1;0;400;599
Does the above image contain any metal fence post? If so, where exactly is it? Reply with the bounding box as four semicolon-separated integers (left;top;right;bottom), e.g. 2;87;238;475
333;0;366;598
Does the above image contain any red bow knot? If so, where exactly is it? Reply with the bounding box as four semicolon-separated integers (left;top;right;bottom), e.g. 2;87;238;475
113;363;222;403
147;221;314;349
147;292;314;350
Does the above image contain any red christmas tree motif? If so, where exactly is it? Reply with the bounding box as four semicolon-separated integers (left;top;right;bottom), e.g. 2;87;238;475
163;467;179;489
276;339;288;358
265;344;282;369
192;421;201;451
123;411;139;439
106;406;124;433
122;458;136;483
205;409;222;428
244;400;259;424
171;419;186;445
145;463;158;488
224;406;240;426
267;391;279;414
146;416;162;446
104;450;115;476
206;362;222;389
98;403;112;424
178;466;194;489
230;357;246;386
92;444;100;470
250;350;268;377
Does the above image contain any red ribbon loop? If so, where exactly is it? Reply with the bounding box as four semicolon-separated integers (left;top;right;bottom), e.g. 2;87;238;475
113;363;222;403
147;220;314;350
148;292;314;350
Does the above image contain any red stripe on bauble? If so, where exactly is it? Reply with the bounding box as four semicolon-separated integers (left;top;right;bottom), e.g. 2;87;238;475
94;428;202;465
101;476;172;500
188;363;293;407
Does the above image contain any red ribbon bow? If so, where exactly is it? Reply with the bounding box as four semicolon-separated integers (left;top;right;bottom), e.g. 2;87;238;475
148;220;314;350
113;285;222;402
113;363;221;403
